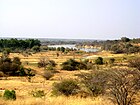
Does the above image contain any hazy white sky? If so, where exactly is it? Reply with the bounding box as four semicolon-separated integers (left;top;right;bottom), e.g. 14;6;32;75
0;0;139;39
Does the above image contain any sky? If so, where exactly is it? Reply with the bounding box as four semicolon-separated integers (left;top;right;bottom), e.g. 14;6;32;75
0;0;140;40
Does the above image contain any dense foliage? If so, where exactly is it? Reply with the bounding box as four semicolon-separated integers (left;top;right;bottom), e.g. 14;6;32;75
0;56;35;78
0;57;21;76
3;90;16;100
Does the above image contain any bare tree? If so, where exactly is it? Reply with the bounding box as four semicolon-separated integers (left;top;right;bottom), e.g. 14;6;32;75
78;68;140;105
107;68;140;105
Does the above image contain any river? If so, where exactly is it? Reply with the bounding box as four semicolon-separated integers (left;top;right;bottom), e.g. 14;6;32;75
48;44;99;52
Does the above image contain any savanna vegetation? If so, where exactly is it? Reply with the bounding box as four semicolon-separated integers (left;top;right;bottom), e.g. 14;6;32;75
0;37;140;105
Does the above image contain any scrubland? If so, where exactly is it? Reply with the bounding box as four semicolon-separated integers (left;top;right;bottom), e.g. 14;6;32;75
0;51;140;105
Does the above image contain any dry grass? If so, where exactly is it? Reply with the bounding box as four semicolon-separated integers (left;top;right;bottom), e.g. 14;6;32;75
0;96;113;105
0;51;140;105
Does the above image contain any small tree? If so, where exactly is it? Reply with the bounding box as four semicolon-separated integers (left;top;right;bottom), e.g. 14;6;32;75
60;47;65;53
121;37;130;42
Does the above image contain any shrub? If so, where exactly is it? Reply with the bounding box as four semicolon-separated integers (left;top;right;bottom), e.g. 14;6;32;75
3;90;16;100
61;59;79;70
38;58;56;68
61;59;88;70
95;57;103;65
0;71;4;77
0;56;21;76
52;79;80;96
18;66;26;76
46;65;55;71
32;46;40;52
26;68;35;82
43;70;54;80
109;58;115;64
79;71;108;96
30;90;45;98
129;57;140;71
12;57;21;65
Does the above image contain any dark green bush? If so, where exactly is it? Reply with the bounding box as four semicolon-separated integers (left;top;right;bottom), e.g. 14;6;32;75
3;90;16;100
95;57;103;65
61;59;80;70
52;79;80;96
18;66;26;76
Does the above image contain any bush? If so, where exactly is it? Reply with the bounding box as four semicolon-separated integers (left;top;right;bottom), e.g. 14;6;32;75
61;59;79;70
12;57;21;65
52;79;80;96
3;90;16;100
18;66;26;76
30;90;45;98
26;68;35;82
32;46;40;52
46;65;55;71
129;57;140;71
79;71;107;96
38;58;56;68
43;70;54;80
95;57;103;65
61;59;88;70
109;58;115;64
0;56;21;76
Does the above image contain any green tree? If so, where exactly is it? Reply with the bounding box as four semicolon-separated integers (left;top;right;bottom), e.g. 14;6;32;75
60;47;65;53
121;37;130;42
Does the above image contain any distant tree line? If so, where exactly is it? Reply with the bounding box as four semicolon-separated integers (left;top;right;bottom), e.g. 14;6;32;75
0;38;41;52
101;37;140;54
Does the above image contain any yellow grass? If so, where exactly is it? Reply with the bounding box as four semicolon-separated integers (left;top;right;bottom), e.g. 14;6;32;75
0;96;113;105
